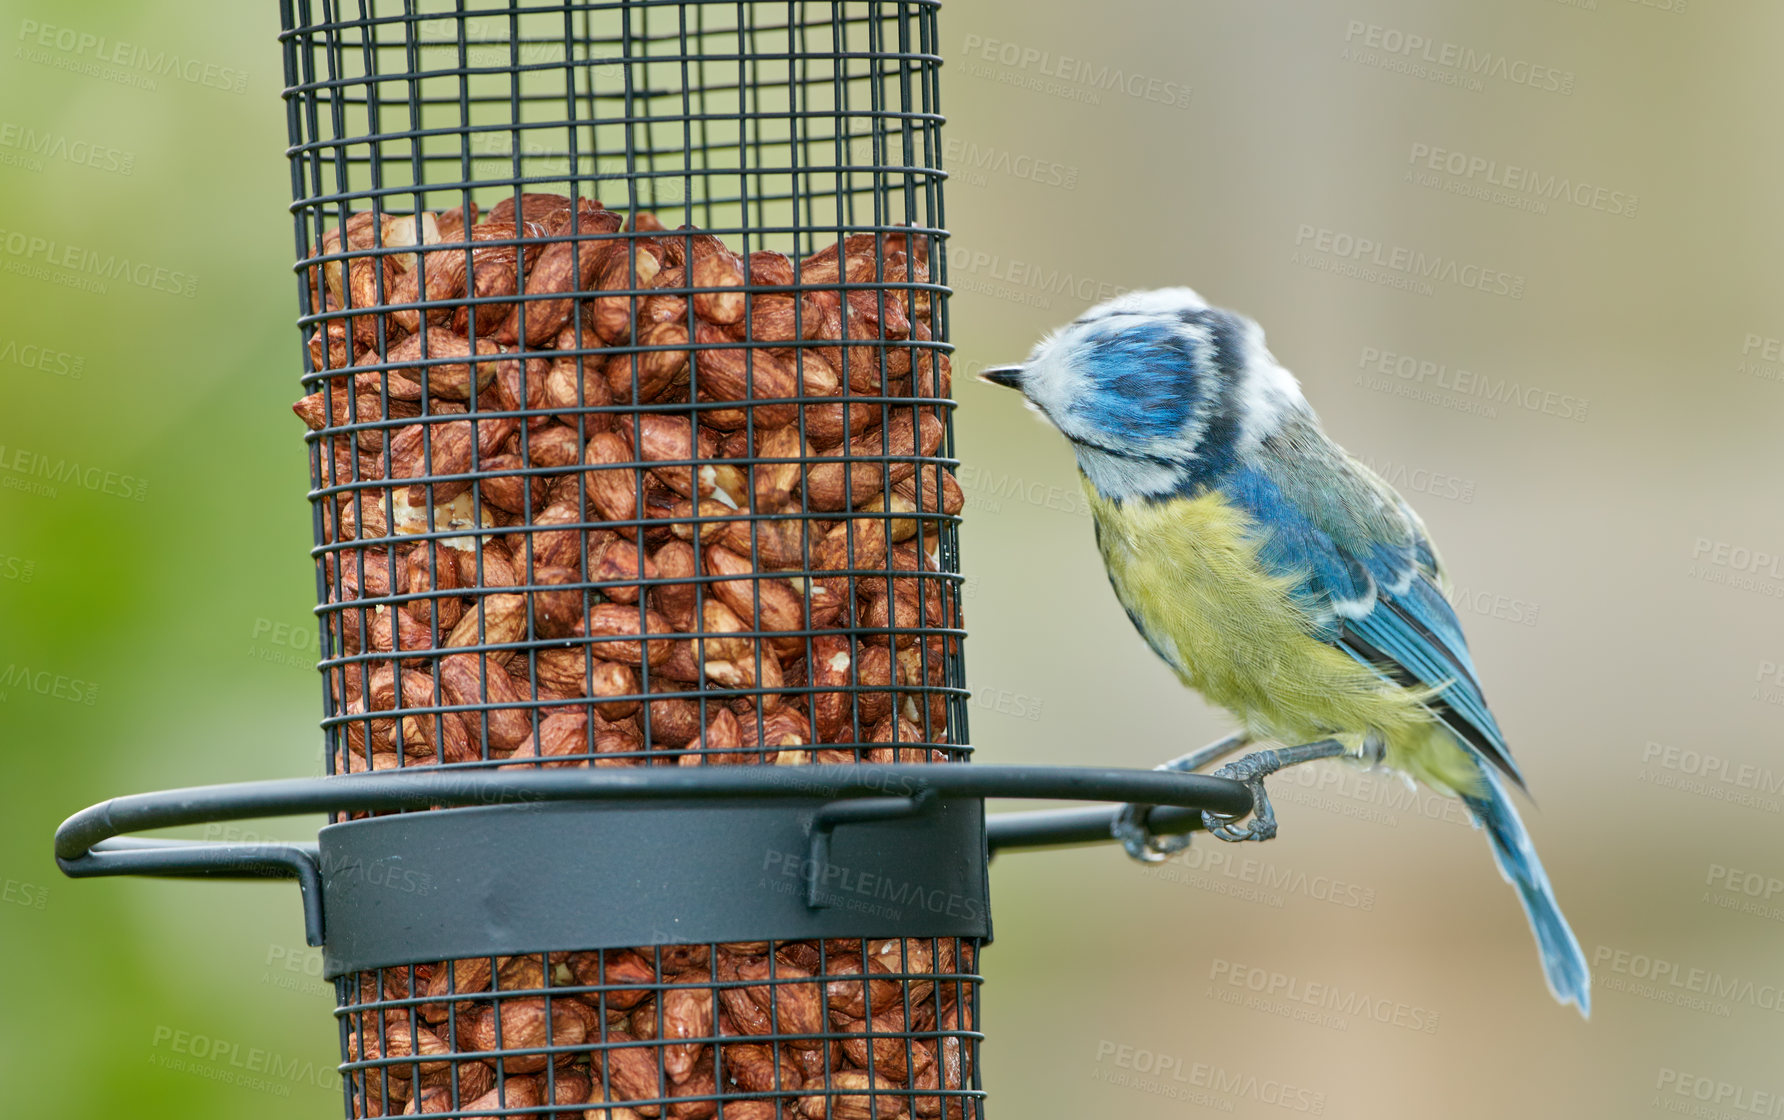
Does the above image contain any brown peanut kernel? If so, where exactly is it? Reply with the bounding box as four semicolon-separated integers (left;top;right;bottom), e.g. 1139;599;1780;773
301;203;969;1120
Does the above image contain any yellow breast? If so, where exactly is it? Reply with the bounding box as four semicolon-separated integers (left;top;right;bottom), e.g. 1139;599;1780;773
1083;481;1457;782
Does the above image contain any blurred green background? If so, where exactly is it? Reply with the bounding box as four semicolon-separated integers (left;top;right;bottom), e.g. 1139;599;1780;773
3;1;1781;1117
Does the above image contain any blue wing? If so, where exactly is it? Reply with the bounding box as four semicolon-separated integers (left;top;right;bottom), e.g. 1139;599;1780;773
1220;438;1524;790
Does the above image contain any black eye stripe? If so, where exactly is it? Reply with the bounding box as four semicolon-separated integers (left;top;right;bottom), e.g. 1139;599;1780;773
1065;433;1181;466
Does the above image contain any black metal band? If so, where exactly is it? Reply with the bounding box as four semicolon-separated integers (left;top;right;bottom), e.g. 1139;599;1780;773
316;795;987;978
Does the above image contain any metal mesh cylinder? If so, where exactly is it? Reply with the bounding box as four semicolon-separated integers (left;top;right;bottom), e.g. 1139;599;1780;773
279;1;978;1117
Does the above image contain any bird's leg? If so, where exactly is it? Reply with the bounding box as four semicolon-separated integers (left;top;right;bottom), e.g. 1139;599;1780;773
1202;738;1352;842
1163;732;1256;775
1112;732;1251;863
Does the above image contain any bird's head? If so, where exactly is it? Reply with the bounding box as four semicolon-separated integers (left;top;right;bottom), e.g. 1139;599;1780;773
980;287;1306;501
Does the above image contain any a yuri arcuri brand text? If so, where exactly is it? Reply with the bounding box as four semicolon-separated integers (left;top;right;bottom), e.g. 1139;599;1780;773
16;20;248;93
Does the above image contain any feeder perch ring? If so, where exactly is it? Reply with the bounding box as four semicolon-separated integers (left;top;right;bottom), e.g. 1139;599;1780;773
55;763;1251;972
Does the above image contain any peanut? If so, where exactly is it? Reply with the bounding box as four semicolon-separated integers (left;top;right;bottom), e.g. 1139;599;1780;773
301;206;973;1120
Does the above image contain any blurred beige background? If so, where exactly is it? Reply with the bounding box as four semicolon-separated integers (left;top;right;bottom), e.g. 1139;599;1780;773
2;1;1780;1118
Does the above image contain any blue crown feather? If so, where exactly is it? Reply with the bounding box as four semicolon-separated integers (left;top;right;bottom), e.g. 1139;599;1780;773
1070;320;1203;443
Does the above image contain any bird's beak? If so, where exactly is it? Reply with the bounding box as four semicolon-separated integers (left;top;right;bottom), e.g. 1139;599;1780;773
978;365;1026;390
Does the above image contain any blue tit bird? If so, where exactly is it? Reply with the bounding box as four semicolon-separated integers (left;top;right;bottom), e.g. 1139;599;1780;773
980;287;1590;1015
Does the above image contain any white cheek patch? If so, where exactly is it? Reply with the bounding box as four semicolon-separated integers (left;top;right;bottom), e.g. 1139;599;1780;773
1016;333;1091;430
1073;445;1184;502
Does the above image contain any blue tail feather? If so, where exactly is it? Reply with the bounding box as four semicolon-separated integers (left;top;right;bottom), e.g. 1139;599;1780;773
1460;767;1591;1017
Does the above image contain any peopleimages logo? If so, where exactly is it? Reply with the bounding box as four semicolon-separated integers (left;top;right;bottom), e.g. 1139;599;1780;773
149;1025;336;1095
1272;759;1474;831
1152;843;1379;911
1208;958;1441;1034
1406;142;1637;218
946;245;1128;311
1093;1040;1328;1113
759;848;985;923
1446;585;1541;627
1293;225;1525;299
1736;332;1784;384
1688;538;1784;599
1355;346;1589;422
954;461;1091;518
0;553;37;583
943;138;1080;191
958;34;1192;109
1636;740;1783;817
2;877;49;910
16;20;248;94
0;335;84;379
1592;945;1778;1017
0;227;198;298
0;664;99;706
1694;538;1784;576
1355;455;1476;504
0;443;149;501
1653;1069;1784;1116
1341;21;1576;95
0;122;135;175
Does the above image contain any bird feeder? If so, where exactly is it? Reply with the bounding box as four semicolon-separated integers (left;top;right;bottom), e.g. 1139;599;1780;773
54;4;1253;1117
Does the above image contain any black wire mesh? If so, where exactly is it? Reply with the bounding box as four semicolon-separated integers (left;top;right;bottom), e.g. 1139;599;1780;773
340;938;979;1119
279;1;974;1116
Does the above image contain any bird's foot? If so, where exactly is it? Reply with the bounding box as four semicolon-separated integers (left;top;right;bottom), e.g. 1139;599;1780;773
1202;752;1283;842
1112;801;1192;863
1201;738;1349;843
1112;733;1250;863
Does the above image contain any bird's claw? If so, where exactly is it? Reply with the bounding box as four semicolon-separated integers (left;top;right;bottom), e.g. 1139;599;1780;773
1112;802;1192;863
1201;753;1281;842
